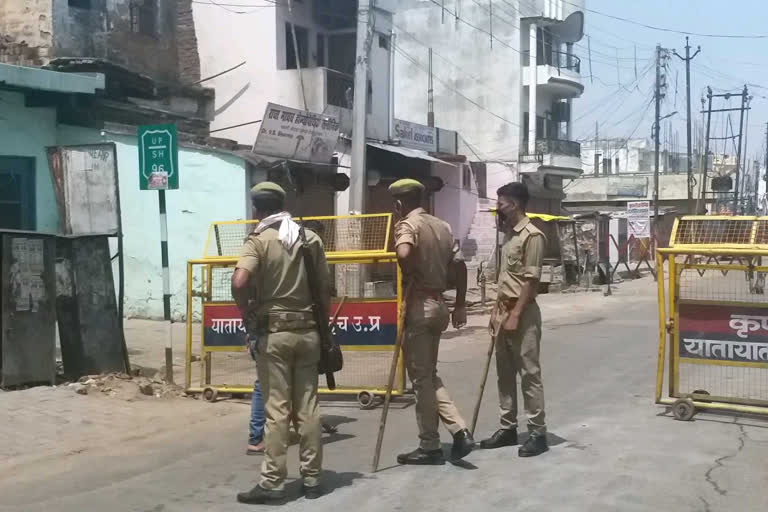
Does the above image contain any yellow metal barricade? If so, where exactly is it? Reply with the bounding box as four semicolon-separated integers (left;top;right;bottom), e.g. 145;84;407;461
656;216;768;420
185;214;407;407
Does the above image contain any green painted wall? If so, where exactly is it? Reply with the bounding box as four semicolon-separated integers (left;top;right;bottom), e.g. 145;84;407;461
0;90;59;232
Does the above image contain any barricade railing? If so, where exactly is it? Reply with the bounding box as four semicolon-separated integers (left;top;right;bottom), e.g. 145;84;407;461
185;214;407;408
655;216;768;419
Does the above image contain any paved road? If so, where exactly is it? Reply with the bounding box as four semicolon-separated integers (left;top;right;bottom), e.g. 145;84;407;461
1;279;767;511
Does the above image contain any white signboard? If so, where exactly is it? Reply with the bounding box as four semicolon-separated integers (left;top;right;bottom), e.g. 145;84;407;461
48;144;119;235
253;103;340;163
627;200;651;239
393;118;438;153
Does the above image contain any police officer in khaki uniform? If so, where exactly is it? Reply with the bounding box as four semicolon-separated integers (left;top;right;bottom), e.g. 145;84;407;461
481;181;549;457
389;179;475;465
232;182;330;503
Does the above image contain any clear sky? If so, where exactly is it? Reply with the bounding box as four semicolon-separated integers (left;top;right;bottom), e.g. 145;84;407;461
575;0;768;165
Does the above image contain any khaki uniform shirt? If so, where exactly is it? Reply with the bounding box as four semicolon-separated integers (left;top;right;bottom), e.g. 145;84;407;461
394;208;455;292
496;216;546;301
235;227;330;319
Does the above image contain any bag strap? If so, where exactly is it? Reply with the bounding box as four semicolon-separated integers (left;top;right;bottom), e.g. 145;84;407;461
298;223;326;318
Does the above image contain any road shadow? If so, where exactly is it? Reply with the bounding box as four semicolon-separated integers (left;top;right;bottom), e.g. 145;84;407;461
321;414;358;429
442;326;488;340
279;470;370;503
518;431;568;448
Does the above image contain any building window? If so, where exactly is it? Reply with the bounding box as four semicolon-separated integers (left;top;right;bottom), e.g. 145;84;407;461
378;34;390;50
69;0;91;8
130;0;157;37
462;165;472;191
316;34;325;67
615;157;620;173
0;157;36;230
285;23;309;69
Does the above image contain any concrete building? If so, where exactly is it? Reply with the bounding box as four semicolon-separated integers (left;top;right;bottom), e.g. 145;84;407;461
394;0;585;272
0;2;259;319
580;137;697;176
0;0;200;84
191;0;477;241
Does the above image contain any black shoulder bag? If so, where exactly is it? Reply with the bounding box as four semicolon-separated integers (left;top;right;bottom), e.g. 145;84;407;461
298;225;343;390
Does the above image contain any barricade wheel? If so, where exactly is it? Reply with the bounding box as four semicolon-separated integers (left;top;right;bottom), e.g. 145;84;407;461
203;387;218;402
672;398;696;421
357;391;376;409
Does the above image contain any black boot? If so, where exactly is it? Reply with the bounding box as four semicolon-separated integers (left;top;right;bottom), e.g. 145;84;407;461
397;447;445;465
518;433;548;457
303;484;323;500
236;485;286;504
480;429;518;449
451;429;475;460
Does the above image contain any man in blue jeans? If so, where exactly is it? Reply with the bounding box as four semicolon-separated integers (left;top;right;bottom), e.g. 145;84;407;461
247;380;266;454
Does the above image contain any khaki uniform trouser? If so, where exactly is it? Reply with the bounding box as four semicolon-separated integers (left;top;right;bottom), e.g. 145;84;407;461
403;296;467;451
255;329;322;490
495;302;546;434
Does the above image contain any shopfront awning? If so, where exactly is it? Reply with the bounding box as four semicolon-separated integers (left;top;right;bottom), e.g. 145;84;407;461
367;142;455;165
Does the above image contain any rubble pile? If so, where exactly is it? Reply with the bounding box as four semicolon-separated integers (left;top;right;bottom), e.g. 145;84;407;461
64;372;184;400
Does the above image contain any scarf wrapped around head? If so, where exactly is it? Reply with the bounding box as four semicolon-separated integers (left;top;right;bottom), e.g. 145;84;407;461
254;212;300;250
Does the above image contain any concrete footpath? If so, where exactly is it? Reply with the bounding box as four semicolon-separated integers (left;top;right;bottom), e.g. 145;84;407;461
1;277;767;511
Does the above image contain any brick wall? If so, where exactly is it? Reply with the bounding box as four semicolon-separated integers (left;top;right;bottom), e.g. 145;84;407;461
176;0;201;84
0;0;53;66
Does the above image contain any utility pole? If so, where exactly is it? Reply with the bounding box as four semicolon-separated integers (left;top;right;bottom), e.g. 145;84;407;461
428;47;434;127
697;88;713;214
594;120;599;176
742;95;752;212
763;122;768;215
350;0;371;214
653;44;663;240
734;85;748;214
674;37;701;214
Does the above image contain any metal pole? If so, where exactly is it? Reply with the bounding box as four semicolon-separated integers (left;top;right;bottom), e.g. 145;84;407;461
674;37;701;214
594;120;599;176
287;0;308;111
653;45;662;241
350;0;371;214
697;88;713;214
743;100;751;212
113;144;130;375
159;190;174;383
763;122;768;214
734;86;748;214
428;47;434;127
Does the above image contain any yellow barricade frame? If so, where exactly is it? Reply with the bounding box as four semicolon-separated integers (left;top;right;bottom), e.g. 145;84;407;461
185;213;407;401
655;216;768;417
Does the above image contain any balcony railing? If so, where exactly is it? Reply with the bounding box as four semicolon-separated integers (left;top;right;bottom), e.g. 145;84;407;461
326;69;354;109
523;50;581;75
520;138;581;160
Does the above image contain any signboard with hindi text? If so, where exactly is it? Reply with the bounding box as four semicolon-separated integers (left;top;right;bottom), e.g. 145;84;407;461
678;303;768;366
201;300;397;348
626;200;650;239
252;103;340;163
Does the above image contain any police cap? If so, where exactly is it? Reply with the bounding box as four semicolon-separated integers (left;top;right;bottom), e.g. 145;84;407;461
388;178;425;197
250;181;286;200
